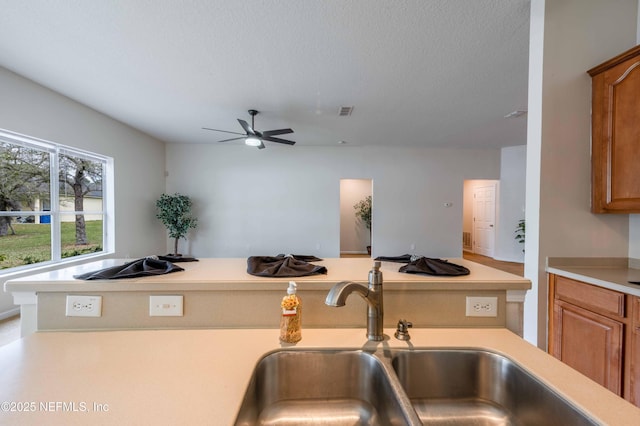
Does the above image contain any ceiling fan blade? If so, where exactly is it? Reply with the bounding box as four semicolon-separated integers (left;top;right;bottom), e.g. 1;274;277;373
217;137;246;143
202;127;246;136
263;136;296;145
257;141;266;150
237;119;256;136
262;128;294;137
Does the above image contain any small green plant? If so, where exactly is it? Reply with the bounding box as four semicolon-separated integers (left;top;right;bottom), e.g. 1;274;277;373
62;245;103;258
354;196;372;231
155;193;198;256
21;255;44;264
354;196;372;252
515;219;525;252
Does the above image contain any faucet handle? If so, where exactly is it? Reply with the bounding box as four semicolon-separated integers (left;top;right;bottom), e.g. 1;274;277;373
394;319;413;341
369;261;383;286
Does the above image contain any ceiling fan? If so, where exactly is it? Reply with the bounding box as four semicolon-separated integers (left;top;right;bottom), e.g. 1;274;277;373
202;109;295;149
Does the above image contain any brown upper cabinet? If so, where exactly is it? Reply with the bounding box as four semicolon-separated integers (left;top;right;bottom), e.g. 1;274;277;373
588;45;640;213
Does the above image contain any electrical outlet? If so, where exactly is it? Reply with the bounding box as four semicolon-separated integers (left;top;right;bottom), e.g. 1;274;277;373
149;295;183;317
66;295;102;317
465;296;498;317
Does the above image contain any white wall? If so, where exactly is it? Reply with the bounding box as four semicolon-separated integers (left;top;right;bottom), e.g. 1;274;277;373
165;144;500;259
462;146;526;262
632;215;640;257
495;146;526;263
340;179;372;254
0;66;167;317
525;0;637;346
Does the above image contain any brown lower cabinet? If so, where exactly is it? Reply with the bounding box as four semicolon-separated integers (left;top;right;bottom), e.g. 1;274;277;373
632;298;640;404
548;274;640;407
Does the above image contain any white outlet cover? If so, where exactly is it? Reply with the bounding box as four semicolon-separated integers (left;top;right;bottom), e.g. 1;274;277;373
149;295;184;317
65;295;102;317
465;296;498;317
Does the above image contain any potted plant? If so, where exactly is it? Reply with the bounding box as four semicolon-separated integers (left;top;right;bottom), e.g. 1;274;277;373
354;195;372;254
155;193;198;258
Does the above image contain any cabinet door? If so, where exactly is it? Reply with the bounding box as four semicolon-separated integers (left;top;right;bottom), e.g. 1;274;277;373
553;300;623;395
631;297;640;406
631;325;640;405
591;48;640;213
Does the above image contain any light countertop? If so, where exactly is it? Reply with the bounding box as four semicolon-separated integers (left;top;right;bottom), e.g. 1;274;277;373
547;257;640;297
4;257;531;338
0;328;638;425
4;257;530;293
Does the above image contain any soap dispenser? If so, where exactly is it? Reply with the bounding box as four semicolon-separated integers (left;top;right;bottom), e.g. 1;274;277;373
280;281;302;343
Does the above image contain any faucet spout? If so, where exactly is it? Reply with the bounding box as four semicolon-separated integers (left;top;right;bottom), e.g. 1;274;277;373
325;262;384;341
325;281;369;307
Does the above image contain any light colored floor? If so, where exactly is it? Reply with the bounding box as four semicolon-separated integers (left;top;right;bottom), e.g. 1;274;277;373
0;315;20;347
462;252;524;277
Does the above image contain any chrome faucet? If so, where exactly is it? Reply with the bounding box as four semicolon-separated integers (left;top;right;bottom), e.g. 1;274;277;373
325;261;384;341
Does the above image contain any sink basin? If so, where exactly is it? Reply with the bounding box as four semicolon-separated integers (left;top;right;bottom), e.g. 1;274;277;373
391;349;597;426
235;348;598;426
234;349;415;426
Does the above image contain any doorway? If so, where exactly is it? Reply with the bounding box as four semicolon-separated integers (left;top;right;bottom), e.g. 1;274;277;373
463;180;497;258
339;179;373;257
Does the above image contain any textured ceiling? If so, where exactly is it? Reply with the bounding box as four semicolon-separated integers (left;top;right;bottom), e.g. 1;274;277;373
0;0;530;149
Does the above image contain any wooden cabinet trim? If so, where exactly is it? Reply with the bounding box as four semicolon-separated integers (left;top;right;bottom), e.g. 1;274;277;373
588;44;640;76
554;275;625;318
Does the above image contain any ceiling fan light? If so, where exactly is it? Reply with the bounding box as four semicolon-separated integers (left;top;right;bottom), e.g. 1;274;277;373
245;137;262;146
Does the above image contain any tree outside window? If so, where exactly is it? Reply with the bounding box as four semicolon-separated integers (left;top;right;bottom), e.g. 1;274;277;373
0;131;110;270
59;153;104;247
0;142;49;237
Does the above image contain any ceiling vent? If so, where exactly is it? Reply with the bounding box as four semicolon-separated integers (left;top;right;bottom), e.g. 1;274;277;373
338;106;354;116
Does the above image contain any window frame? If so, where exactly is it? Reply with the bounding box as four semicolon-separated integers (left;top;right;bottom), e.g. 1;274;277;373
0;128;114;275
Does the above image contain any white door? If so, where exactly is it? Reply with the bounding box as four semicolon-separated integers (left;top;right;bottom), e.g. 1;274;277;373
473;184;496;257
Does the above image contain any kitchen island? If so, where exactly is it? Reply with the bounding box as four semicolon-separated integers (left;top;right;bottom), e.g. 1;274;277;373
5;257;530;336
0;327;638;425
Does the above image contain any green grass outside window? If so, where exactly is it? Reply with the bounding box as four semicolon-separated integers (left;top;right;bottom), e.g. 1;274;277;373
0;220;103;269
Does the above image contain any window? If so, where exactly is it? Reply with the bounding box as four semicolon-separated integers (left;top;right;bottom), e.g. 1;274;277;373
0;129;113;272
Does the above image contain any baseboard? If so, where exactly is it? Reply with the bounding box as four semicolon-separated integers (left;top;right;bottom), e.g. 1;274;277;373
340;251;368;255
0;307;19;321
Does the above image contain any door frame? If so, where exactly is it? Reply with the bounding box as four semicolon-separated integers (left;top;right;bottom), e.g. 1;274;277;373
472;181;497;258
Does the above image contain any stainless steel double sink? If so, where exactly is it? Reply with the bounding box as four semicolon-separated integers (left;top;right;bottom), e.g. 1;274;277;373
234;348;598;426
